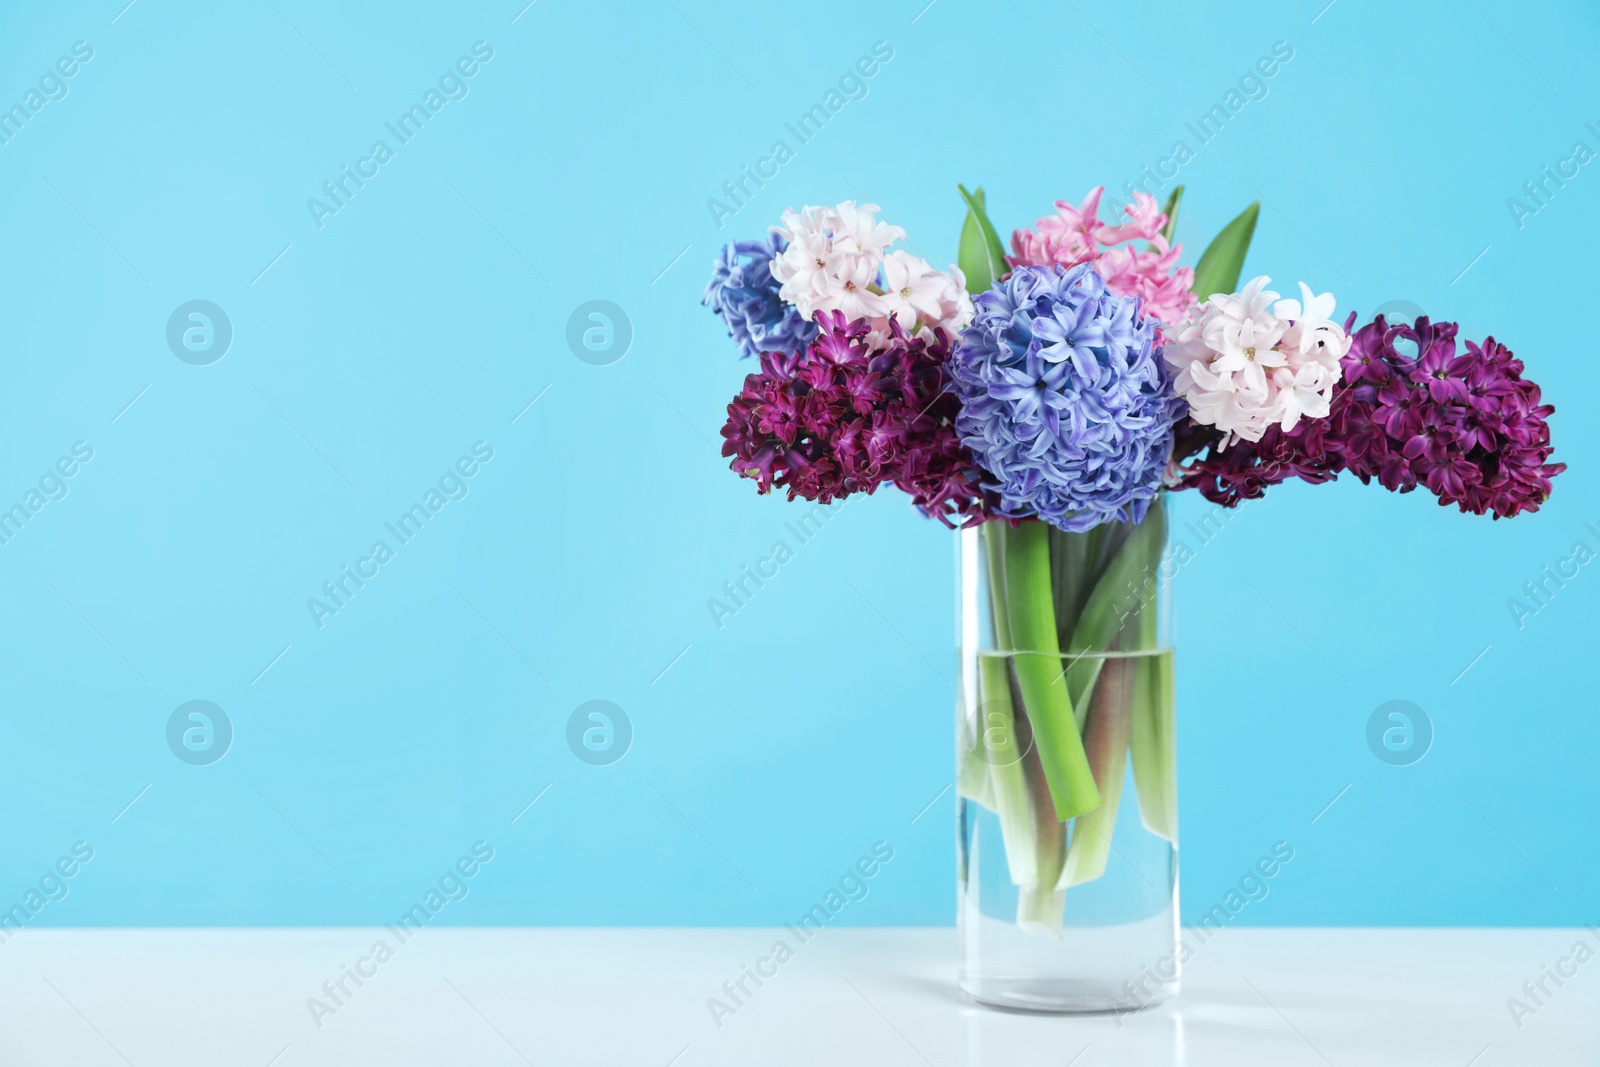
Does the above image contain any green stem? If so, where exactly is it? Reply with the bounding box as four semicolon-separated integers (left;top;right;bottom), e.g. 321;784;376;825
984;522;1013;650
955;731;994;808
1017;883;1066;938
1002;520;1101;821
974;654;1038;884
1059;651;1134;887
1130;643;1178;842
1123;506;1177;843
958;525;1009;811
1063;504;1167;716
1015;689;1066;937
967;524;1069;893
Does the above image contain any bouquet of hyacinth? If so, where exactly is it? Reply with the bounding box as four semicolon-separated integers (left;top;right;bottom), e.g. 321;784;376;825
703;187;1564;936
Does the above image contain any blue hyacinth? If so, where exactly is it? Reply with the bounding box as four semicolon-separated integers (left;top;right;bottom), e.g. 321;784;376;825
702;234;817;359
948;263;1184;532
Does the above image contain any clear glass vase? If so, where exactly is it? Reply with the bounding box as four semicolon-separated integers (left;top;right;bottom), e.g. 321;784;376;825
956;498;1178;1013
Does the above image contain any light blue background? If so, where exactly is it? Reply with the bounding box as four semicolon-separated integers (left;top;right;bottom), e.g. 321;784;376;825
1;0;1594;929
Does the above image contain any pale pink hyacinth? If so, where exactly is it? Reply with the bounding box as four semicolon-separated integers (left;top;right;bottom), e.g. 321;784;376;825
1009;187;1196;329
770;201;972;341
880;249;971;338
1163;275;1351;446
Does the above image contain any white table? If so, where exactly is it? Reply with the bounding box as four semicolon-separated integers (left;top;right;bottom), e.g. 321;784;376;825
1;928;1593;1065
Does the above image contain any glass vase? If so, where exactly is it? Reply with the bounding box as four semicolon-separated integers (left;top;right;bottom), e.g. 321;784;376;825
956;498;1178;1013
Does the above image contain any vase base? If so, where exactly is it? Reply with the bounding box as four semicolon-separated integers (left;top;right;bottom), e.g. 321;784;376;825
959;973;1178;1014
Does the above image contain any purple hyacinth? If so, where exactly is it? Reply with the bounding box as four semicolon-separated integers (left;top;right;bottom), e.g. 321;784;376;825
1179;314;1565;518
703;234;817;359
948;263;1185;532
719;311;994;526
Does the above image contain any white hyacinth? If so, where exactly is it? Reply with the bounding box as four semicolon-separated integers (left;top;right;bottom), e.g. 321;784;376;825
1163;275;1351;445
770;201;972;340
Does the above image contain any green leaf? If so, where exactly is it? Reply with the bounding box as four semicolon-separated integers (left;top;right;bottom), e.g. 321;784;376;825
1191;200;1260;302
1155;185;1183;247
957;184;1008;295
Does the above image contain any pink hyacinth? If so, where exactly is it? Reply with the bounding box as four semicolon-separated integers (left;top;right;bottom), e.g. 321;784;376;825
1009;186;1196;330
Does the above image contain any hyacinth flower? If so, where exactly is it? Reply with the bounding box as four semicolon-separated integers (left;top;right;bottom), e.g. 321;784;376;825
948;188;1258;935
704;189;1565;949
1009;185;1197;332
948;257;1186;928
1162;275;1351;446
1176;313;1564;517
767;200;974;343
718;309;994;526
711;201;991;524
703;234;817;359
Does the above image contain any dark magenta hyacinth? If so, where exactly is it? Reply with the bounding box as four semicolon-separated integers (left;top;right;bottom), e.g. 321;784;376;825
1179;314;1565;518
720;311;994;526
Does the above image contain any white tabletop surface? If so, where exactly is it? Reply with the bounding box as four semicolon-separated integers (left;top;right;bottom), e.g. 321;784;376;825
1;927;1594;1065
